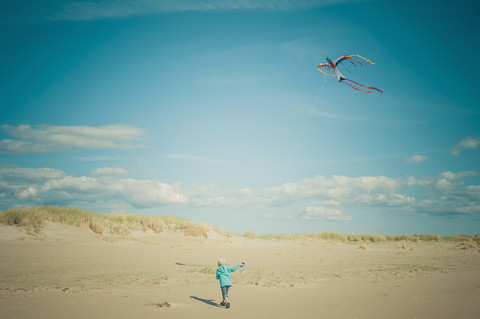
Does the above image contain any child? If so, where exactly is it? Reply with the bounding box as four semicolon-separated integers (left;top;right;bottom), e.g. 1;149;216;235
216;258;244;308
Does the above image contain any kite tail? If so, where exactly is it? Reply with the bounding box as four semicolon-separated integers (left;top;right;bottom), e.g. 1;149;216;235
317;65;336;78
353;54;375;66
343;79;383;95
343;54;375;68
341;56;361;68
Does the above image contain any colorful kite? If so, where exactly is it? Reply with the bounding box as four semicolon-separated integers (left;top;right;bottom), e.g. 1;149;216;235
317;54;383;95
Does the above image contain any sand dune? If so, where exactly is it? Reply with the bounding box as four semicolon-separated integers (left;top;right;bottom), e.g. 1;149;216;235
1;221;479;319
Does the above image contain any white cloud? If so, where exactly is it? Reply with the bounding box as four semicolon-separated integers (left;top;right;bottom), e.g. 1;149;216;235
451;136;480;156
115;180;187;208
265;175;409;208
0;168;186;209
0;124;147;154
1;167;478;219
416;171;478;195
404;155;428;163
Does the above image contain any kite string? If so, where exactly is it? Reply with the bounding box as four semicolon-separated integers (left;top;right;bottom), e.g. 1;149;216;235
241;74;327;263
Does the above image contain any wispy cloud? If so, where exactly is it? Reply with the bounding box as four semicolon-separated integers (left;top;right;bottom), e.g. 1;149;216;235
451;136;480;156
299;205;351;221
0;124;147;154
404;155;428;163
53;0;368;21
1;167;478;219
312;110;383;122
77;156;115;162
315;148;446;166
91;167;128;177
164;153;226;164
2;0;368;23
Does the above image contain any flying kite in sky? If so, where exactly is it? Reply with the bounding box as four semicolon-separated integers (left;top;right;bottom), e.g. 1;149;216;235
317;55;383;95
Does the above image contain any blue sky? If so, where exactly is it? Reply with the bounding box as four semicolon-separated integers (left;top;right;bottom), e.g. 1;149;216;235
1;0;479;235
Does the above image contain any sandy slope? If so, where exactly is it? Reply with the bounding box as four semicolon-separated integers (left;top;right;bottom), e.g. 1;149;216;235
1;222;479;319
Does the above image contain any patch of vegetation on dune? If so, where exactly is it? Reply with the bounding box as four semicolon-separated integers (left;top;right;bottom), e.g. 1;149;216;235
255;231;480;245
0;206;212;238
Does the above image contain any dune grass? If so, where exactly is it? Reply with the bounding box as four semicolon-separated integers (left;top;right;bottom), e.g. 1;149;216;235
187;265;216;275
0;206;211;238
1;206;478;245
257;231;479;244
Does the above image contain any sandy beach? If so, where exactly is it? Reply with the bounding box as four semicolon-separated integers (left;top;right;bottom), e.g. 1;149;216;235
1;222;479;319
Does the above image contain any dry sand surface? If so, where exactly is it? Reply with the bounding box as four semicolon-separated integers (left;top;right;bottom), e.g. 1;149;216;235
1;222;479;319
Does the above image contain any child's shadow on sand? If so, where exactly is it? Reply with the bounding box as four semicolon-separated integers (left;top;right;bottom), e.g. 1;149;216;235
190;296;220;307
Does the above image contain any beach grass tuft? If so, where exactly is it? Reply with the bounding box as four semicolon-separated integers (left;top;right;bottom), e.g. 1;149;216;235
186;265;216;275
0;206;212;238
245;231;255;239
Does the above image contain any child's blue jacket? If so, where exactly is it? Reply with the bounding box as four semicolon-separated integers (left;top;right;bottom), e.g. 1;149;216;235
216;264;240;287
